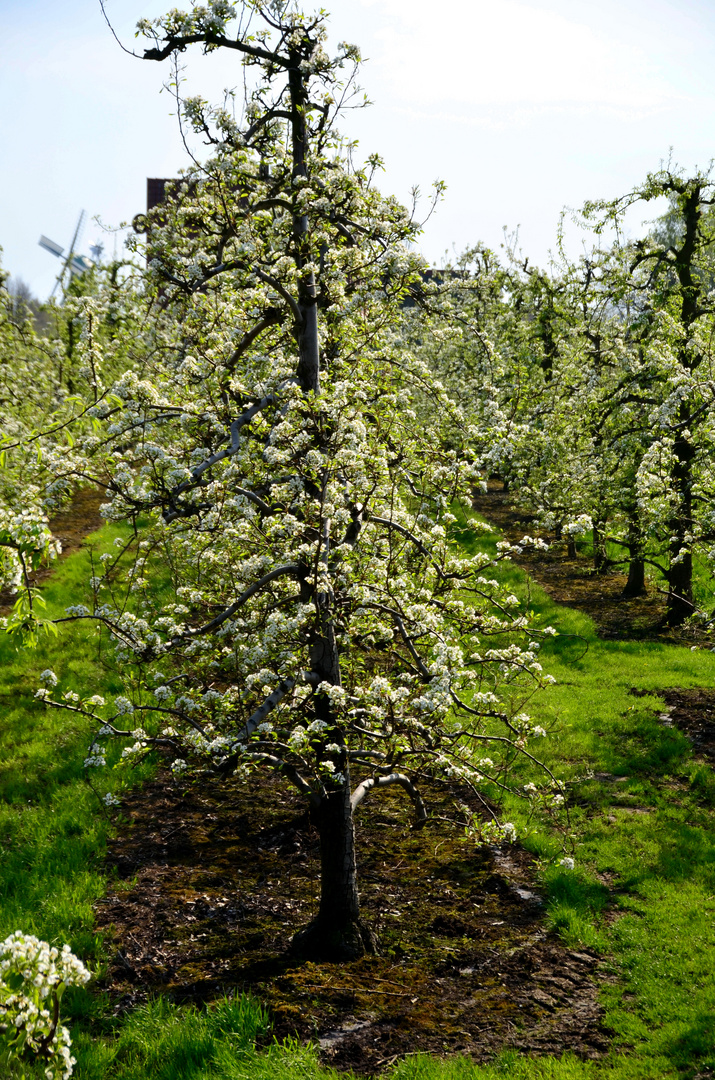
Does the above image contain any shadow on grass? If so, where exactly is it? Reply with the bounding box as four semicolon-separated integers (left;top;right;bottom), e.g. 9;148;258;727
665;1011;715;1073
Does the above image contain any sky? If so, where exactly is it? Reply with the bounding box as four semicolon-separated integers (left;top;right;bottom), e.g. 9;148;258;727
2;0;715;298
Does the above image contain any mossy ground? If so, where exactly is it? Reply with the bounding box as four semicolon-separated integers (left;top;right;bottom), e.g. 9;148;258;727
94;768;607;1073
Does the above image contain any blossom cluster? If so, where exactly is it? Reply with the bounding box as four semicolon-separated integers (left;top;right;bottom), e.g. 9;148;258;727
0;931;90;1080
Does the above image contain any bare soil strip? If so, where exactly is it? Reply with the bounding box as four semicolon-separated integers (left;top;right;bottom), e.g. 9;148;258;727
96;771;610;1073
470;482;688;642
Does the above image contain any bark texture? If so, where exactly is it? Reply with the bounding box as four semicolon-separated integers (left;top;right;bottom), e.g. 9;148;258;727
292;777;376;961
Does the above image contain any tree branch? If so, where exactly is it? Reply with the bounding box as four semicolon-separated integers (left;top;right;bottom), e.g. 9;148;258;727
225;309;283;372
242;751;320;804
253;268;303;324
234;676;297;742
369;515;432;559
231;486;282;515
449;690;563;788
351;772;427;824
361;601;433;681
143;32;287;69
183;563;301;637
163;393;277;520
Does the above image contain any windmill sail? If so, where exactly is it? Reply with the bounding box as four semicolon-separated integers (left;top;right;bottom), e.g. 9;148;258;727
39;212;96;299
38;236;64;258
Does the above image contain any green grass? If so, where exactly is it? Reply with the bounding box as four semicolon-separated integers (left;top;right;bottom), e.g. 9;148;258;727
3;511;715;1078
0;522;127;953
452;509;715;1078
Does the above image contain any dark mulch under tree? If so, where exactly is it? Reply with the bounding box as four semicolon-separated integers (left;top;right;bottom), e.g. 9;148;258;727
95;770;611;1073
470;482;708;643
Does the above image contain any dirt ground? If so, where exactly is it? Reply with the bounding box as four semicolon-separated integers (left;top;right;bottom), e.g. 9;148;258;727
96;771;610;1073
470;482;703;644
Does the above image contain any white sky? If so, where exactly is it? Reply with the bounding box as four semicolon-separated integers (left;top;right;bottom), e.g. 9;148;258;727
2;0;715;298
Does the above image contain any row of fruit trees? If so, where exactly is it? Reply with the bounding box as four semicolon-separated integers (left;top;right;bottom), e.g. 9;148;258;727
2;0;715;1074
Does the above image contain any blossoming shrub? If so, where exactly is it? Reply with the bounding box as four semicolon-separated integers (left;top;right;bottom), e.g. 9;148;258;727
0;932;90;1080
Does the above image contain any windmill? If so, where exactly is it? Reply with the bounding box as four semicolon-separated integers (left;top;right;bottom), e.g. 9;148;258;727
39;210;95;298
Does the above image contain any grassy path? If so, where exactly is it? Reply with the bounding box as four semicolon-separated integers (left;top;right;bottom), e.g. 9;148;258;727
1;519;714;1078
436;526;715;1079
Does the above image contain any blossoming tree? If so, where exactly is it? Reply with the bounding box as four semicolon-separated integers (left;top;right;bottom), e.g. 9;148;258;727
430;169;715;626
34;0;556;961
577;169;715;624
0;265;63;602
0;260;142;644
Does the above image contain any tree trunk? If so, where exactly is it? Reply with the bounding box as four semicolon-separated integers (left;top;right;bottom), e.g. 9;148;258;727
317;779;359;931
285;43;377;961
292;537;375;959
624;555;646;598
288;56;321;395
666;425;695;626
665;190;699;626
566;535;577;559
622;513;646;598
291;674;374;959
666;546;694;626
592;521;607;574
292;774;374;960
